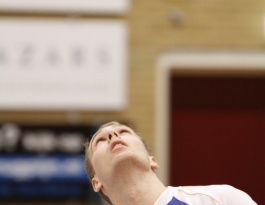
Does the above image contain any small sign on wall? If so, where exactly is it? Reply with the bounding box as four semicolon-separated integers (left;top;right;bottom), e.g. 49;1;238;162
0;0;130;14
0;19;128;111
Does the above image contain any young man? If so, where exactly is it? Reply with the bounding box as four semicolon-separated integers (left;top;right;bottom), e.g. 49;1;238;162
84;121;257;205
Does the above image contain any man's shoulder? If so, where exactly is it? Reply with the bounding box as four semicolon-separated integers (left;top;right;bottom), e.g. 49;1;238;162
156;186;219;205
174;185;257;205
177;184;233;193
155;185;257;205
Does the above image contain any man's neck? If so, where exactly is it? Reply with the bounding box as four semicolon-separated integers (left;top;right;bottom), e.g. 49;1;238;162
102;166;167;205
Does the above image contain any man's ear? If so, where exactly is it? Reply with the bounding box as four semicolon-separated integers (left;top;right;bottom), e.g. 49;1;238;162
91;176;103;192
149;156;159;170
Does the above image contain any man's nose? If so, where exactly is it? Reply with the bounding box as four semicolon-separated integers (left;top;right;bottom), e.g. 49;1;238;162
108;131;119;141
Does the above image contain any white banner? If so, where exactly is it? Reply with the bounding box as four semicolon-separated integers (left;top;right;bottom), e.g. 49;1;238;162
0;0;130;14
0;19;128;111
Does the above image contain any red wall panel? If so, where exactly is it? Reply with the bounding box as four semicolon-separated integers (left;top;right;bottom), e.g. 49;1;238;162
170;76;264;204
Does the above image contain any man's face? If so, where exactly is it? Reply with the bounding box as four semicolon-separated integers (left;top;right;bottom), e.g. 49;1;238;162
88;124;155;190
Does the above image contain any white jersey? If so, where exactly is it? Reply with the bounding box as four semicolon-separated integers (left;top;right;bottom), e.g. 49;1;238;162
154;185;257;205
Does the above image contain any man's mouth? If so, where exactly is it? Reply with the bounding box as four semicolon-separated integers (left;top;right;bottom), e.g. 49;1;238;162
111;141;127;151
113;143;124;149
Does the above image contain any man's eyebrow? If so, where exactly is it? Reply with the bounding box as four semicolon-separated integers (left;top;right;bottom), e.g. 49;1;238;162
120;125;134;132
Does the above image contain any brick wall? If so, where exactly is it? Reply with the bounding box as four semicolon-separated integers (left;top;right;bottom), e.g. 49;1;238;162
0;0;264;154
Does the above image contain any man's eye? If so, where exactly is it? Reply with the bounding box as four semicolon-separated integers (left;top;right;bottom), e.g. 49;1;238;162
120;129;129;134
95;137;106;145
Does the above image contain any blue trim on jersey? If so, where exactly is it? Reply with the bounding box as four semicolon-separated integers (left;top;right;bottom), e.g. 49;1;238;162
167;197;189;205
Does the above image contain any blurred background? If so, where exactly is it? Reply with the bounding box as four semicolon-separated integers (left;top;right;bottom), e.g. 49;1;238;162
0;0;264;204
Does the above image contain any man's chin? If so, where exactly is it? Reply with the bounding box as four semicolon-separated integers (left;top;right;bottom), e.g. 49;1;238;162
113;150;132;161
111;151;136;165
112;152;146;170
